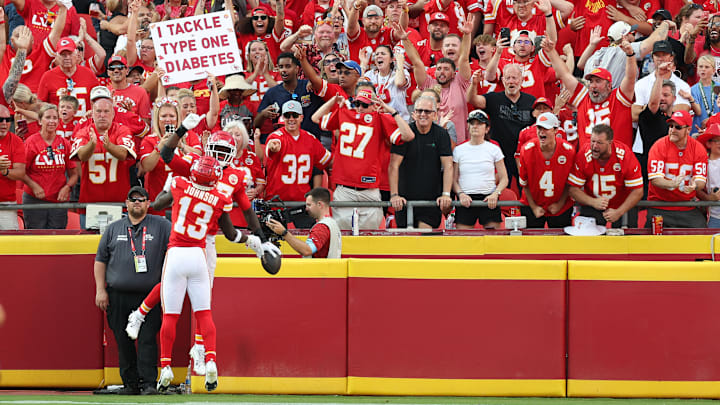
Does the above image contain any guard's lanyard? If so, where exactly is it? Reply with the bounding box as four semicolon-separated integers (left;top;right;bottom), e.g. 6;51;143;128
128;226;146;257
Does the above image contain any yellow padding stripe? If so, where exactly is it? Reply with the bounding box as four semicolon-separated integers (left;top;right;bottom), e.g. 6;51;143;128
339;236;486;256
348;259;567;280
191;376;346;394
0;235;100;255
215;258;348;278
484;235;719;255
103;367;187;386
0;369;103;387
347;377;566;396
569;261;720;281
568;379;720;398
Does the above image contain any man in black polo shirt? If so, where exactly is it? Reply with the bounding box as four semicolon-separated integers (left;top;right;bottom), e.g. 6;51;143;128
389;94;453;228
638;65;676;196
94;186;171;395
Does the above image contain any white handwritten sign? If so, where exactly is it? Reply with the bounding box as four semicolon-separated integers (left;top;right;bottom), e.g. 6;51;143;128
150;11;243;85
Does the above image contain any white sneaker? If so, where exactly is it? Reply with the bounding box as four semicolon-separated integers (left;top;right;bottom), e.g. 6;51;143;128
189;344;206;375
156;365;173;393
205;360;218;392
125;310;145;340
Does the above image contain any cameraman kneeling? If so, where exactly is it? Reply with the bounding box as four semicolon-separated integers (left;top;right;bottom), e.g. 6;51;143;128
267;188;341;258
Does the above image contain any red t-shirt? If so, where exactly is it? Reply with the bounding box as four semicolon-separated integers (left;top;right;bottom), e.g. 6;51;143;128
56;119;77;140
493;10;565;39
647;136;708;210
265;127;332;202
319;105;402;188
111;84;152;121
348;26;393;64
568;140;643;209
168;176;233;248
69;122;137;203
0;132;26;202
37;66;100;117
497;51;552;99
229;149;265;227
0;38;56;93
19;0;80;44
139;134;172;215
472;64;502;96
23;133;76;202
518;137;575;215
308;220;331;258
419;0;467;36
237;31;285;69
246;72;282;114
569;84;634;148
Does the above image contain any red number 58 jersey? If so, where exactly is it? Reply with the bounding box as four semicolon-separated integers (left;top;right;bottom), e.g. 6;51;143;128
647;136;708;210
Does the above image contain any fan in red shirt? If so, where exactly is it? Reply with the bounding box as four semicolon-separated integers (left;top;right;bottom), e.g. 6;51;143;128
419;0;466;37
346;3;394;62
12;0;80;44
517;112;575;228
106;55;152;124
487;29;554;99
514;97;567;160
227;121;265;227
21;104;78;229
69;87;137;211
57;95;79;139
568;123;643;226
237;7;287;67
0;12;64;94
545;38;637;148
314;89;415;229
265;100;332;228
37;37;100;118
0;105;26;230
646;110;709;228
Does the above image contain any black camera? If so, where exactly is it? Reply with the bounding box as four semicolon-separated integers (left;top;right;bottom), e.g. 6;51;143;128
253;197;289;246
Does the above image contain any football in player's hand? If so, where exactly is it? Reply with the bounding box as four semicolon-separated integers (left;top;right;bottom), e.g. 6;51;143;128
261;250;281;275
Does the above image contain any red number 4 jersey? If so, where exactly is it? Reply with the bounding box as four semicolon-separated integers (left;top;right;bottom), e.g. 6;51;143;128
518;138;576;215
568;141;643;209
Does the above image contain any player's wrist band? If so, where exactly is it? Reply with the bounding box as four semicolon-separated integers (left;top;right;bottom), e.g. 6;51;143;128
233;231;243;243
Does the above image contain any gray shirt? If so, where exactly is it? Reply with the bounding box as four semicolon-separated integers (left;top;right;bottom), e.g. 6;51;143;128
95;214;171;293
584;42;642;89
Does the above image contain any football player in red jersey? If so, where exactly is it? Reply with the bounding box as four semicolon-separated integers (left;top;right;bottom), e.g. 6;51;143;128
646;110;709;228
568;124;643;226
313;87;415;229
156;156;281;394
518;112;576;228
265;100;332;228
69;87;136;226
544;38;637;148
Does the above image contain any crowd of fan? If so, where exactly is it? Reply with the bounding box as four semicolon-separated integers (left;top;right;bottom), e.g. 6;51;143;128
1;0;720;231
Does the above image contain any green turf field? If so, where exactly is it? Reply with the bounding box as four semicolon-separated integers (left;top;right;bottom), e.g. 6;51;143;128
0;394;718;405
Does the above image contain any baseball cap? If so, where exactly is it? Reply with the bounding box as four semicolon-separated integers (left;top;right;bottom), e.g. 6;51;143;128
607;21;638;42
127;186;150;200
107;54;127;68
57;37;76;53
128;65;145;76
251;6;269;16
536;112;560;129
652;8;672;21
584;67;612;83
697;123;720;147
90;86;112;102
336;60;362;75
363;4;383;18
467;109;490;124
667;110;692;127
281;100;303;115
429;12;449;24
533;97;554;110
652;40;674;55
355;89;374;104
513;30;534;45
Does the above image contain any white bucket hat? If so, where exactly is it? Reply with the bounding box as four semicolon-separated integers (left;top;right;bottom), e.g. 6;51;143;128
564;216;607;236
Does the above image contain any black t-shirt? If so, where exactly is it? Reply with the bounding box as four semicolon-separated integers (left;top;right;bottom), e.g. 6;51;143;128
483;91;536;175
392;123;452;199
638;106;670;155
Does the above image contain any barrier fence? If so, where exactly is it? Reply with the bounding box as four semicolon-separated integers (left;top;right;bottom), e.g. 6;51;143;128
3;250;720;398
4;200;720;230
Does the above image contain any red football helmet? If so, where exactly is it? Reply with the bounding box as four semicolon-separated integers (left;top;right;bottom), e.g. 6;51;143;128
204;131;236;167
190;155;223;190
